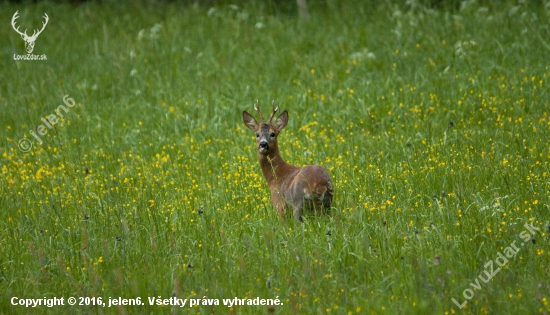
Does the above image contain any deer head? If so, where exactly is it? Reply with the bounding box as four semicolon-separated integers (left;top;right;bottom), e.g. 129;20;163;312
12;11;49;54
243;100;288;155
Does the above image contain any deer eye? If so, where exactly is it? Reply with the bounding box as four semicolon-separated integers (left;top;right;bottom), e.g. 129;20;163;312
270;133;276;138
255;133;259;138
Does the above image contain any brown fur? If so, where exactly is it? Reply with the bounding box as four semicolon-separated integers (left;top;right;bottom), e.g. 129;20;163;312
243;103;333;221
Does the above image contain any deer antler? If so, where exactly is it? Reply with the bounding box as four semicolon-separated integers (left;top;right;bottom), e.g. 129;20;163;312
268;100;279;123
254;100;265;123
31;13;49;39
11;11;49;40
11;11;28;38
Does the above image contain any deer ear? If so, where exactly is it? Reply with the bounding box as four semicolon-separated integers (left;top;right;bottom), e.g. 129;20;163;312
274;110;288;131
243;111;258;131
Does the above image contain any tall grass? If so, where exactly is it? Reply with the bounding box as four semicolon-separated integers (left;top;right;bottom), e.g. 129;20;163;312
1;0;549;314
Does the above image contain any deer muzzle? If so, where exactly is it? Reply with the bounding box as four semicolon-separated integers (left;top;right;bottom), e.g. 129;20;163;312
259;140;268;152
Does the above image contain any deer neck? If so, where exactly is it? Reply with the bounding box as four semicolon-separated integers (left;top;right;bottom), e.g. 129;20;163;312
258;147;291;187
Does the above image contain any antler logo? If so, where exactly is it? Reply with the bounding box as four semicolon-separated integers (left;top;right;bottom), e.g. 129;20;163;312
11;11;49;54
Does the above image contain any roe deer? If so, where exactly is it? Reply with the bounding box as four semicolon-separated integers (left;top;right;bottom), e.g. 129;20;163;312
242;101;333;221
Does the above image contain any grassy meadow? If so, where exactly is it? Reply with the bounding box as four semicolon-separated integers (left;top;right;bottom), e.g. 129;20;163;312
1;0;549;313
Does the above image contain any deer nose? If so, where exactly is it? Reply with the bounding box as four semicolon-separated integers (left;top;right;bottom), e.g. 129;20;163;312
259;141;268;148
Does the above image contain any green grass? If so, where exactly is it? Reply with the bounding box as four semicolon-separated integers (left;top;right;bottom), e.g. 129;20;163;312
1;0;549;314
